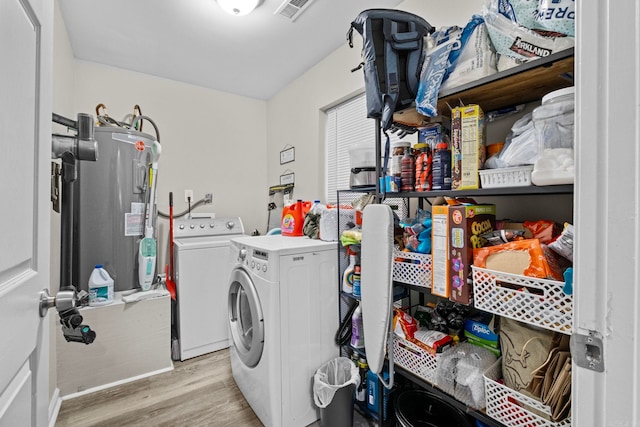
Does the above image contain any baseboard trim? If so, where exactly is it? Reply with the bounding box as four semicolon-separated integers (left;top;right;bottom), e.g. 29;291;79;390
61;364;174;401
48;387;62;427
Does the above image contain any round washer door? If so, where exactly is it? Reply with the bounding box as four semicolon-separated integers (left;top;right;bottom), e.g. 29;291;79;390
228;268;264;368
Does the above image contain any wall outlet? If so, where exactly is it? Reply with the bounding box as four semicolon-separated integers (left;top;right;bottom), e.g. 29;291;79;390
204;193;213;203
184;189;194;203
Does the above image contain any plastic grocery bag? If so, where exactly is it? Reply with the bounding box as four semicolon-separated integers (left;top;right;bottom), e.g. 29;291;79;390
313;357;360;408
532;98;575;151
490;113;540;167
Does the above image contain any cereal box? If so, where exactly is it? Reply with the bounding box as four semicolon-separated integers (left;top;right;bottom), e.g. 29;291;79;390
451;105;486;190
431;204;450;298
449;203;496;305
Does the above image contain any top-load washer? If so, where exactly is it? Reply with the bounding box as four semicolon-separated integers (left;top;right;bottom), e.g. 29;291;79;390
227;235;339;427
173;215;245;360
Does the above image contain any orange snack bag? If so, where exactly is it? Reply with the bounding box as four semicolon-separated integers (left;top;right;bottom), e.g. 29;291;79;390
523;220;557;244
473;238;557;280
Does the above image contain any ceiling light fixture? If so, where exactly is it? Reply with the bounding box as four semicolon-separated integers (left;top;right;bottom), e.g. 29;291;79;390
217;0;260;16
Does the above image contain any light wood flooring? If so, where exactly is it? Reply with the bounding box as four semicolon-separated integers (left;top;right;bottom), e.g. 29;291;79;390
55;348;266;427
55;348;375;427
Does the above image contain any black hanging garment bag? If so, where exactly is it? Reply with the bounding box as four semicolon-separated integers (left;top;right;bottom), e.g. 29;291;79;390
348;9;434;131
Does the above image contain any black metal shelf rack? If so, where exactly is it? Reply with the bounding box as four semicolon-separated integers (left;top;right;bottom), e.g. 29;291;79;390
335;47;575;427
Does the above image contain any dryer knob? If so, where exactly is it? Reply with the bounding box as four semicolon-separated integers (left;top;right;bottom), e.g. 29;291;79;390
262;265;267;273
239;249;247;261
189;224;195;230
200;224;205;229
226;221;235;230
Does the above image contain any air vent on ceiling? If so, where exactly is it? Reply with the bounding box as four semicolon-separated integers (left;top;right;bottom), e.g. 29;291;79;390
274;0;314;21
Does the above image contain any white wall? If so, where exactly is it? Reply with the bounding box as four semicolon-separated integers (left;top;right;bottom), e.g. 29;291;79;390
70;61;268;243
266;0;485;202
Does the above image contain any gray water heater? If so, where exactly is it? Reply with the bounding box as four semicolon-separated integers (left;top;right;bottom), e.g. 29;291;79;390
74;126;157;292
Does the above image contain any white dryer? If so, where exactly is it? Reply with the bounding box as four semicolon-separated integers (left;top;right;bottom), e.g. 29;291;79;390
228;235;339;427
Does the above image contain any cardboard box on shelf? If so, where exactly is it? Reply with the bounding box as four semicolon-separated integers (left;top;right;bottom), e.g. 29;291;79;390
451;105;486;190
464;312;500;357
449;203;496;305
431;204;450;298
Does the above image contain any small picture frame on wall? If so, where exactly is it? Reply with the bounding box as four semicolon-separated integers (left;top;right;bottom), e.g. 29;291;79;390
280;146;295;165
280;172;295;185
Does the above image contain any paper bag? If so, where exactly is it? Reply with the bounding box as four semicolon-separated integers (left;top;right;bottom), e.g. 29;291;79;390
499;317;561;394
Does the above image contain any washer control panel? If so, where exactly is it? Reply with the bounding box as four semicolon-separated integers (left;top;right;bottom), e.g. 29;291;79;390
174;216;244;238
233;243;274;279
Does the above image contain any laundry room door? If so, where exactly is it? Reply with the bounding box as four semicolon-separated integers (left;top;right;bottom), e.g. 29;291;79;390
573;1;640;426
0;0;53;425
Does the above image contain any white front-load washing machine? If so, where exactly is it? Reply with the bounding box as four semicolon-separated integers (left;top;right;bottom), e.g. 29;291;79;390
227;235;339;427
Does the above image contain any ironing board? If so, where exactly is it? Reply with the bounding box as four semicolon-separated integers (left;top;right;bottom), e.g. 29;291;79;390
360;204;395;387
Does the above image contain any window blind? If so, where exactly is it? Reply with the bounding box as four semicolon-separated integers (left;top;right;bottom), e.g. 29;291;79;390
325;93;415;203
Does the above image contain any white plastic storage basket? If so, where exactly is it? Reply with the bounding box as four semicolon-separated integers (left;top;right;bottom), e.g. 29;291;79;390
392;334;439;385
472;266;572;334
479;165;534;188
392;249;432;289
484;359;571;427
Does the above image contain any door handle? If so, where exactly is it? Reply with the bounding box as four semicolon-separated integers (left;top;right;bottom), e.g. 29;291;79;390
39;288;75;317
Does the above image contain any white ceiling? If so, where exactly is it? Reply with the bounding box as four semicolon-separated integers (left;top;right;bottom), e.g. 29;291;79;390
58;0;403;100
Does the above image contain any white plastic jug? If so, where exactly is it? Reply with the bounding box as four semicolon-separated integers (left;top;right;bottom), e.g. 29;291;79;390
88;264;114;306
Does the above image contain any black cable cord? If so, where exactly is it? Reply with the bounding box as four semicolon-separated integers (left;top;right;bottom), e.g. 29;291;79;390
335;300;360;346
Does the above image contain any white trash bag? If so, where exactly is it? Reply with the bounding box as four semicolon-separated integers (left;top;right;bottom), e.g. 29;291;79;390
313;357;360;408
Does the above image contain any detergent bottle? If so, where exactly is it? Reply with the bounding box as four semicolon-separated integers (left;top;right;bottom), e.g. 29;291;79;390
350;304;365;348
342;254;356;294
88;264;114;306
281;199;310;236
352;261;362;299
